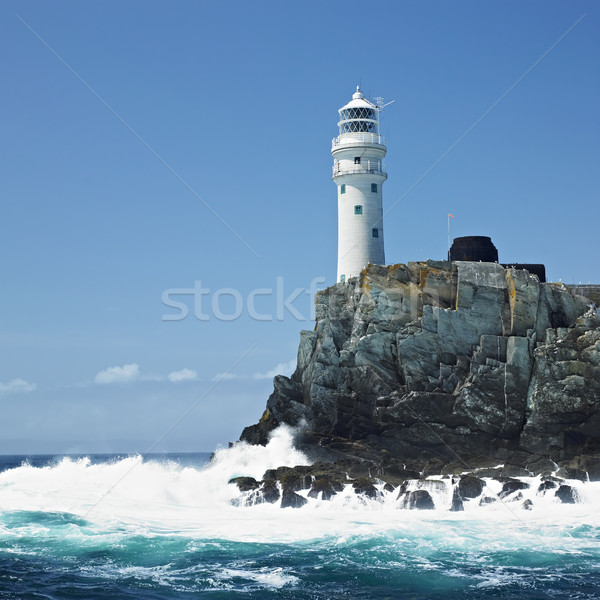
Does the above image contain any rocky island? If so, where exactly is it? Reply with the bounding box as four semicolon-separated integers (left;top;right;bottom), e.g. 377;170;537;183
233;261;600;509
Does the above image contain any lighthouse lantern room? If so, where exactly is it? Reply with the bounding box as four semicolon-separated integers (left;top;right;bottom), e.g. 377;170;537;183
332;87;387;283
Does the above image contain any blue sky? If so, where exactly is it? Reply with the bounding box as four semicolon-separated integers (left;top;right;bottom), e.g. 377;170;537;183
1;1;598;453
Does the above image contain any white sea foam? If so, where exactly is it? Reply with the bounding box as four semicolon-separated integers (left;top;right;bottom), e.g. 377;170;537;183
219;567;299;589
0;426;599;549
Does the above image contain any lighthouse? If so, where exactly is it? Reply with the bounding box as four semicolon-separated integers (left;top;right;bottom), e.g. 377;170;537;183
332;87;387;283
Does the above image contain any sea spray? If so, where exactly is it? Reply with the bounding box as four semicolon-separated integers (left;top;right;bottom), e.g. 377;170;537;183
209;425;309;482
0;427;307;531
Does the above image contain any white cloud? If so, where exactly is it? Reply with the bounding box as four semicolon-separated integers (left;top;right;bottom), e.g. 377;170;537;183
0;378;37;395
94;363;140;385
168;368;198;383
253;359;296;380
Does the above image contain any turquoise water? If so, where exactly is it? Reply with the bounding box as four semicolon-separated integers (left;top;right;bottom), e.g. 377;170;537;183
0;431;599;599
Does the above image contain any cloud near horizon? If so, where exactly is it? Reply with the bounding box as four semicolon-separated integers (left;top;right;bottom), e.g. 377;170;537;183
167;368;198;383
211;359;296;383
0;378;37;395
94;364;200;385
253;359;296;380
94;363;140;385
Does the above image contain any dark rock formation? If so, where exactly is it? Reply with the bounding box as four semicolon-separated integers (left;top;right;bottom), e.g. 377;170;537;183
238;261;600;505
401;489;435;510
555;467;588;482
457;476;485;499
499;479;530;499
538;480;558;493
480;496;497;506
352;478;379;499
450;488;464;511
281;489;308;508
308;477;342;500
555;484;577;504
260;480;280;504
228;476;260;492
501;464;532;478
522;499;534;510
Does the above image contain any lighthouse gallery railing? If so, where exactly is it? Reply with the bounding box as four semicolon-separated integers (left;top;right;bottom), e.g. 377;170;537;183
332;132;386;149
332;162;387;177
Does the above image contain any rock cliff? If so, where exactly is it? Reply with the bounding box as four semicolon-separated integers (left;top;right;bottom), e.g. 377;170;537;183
240;261;600;481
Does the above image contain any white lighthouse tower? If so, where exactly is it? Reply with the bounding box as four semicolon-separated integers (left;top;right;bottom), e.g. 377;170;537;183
332;87;387;283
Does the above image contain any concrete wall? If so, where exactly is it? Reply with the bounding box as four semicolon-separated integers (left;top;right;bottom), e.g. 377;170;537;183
567;284;600;306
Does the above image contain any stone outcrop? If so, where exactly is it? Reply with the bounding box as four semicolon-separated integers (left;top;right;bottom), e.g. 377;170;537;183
240;261;600;488
400;489;435;510
555;484;578;504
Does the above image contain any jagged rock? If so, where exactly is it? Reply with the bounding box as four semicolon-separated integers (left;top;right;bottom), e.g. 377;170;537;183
401;489;435;510
260;480;280;504
280;489;308;508
480;496;497;506
457;475;485;499
498;479;530;499
538;480;558;493
522;499;534;510
228;476;260;492
470;467;504;478
555;485;578;504
308;477;343;500
520;310;600;458
573;456;600;482
352;478;379;499
450;488;464;511
555;467;588;482
421;458;445;477
281;474;311;494
526;457;558;475
264;466;312;492
501;464;532;478
377;461;421;483
396;481;409;497
239;262;598;483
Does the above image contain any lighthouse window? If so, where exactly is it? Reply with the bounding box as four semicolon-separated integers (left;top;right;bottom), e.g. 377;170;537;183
340;107;375;120
340;184;346;194
340;121;377;134
354;205;362;215
354;157;361;164
372;228;379;238
371;183;378;193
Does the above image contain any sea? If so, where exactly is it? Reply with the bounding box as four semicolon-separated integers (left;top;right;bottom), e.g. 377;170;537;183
0;427;599;599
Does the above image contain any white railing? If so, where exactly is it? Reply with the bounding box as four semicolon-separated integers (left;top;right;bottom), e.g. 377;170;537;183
332;162;387;177
332;132;386;148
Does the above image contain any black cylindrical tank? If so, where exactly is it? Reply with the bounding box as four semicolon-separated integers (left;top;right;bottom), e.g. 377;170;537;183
449;236;499;263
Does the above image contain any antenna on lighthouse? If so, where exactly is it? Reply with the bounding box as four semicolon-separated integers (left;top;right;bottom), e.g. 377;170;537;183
373;98;396;110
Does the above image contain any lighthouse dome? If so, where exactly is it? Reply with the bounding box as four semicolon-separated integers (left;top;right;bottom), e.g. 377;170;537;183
338;87;379;134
